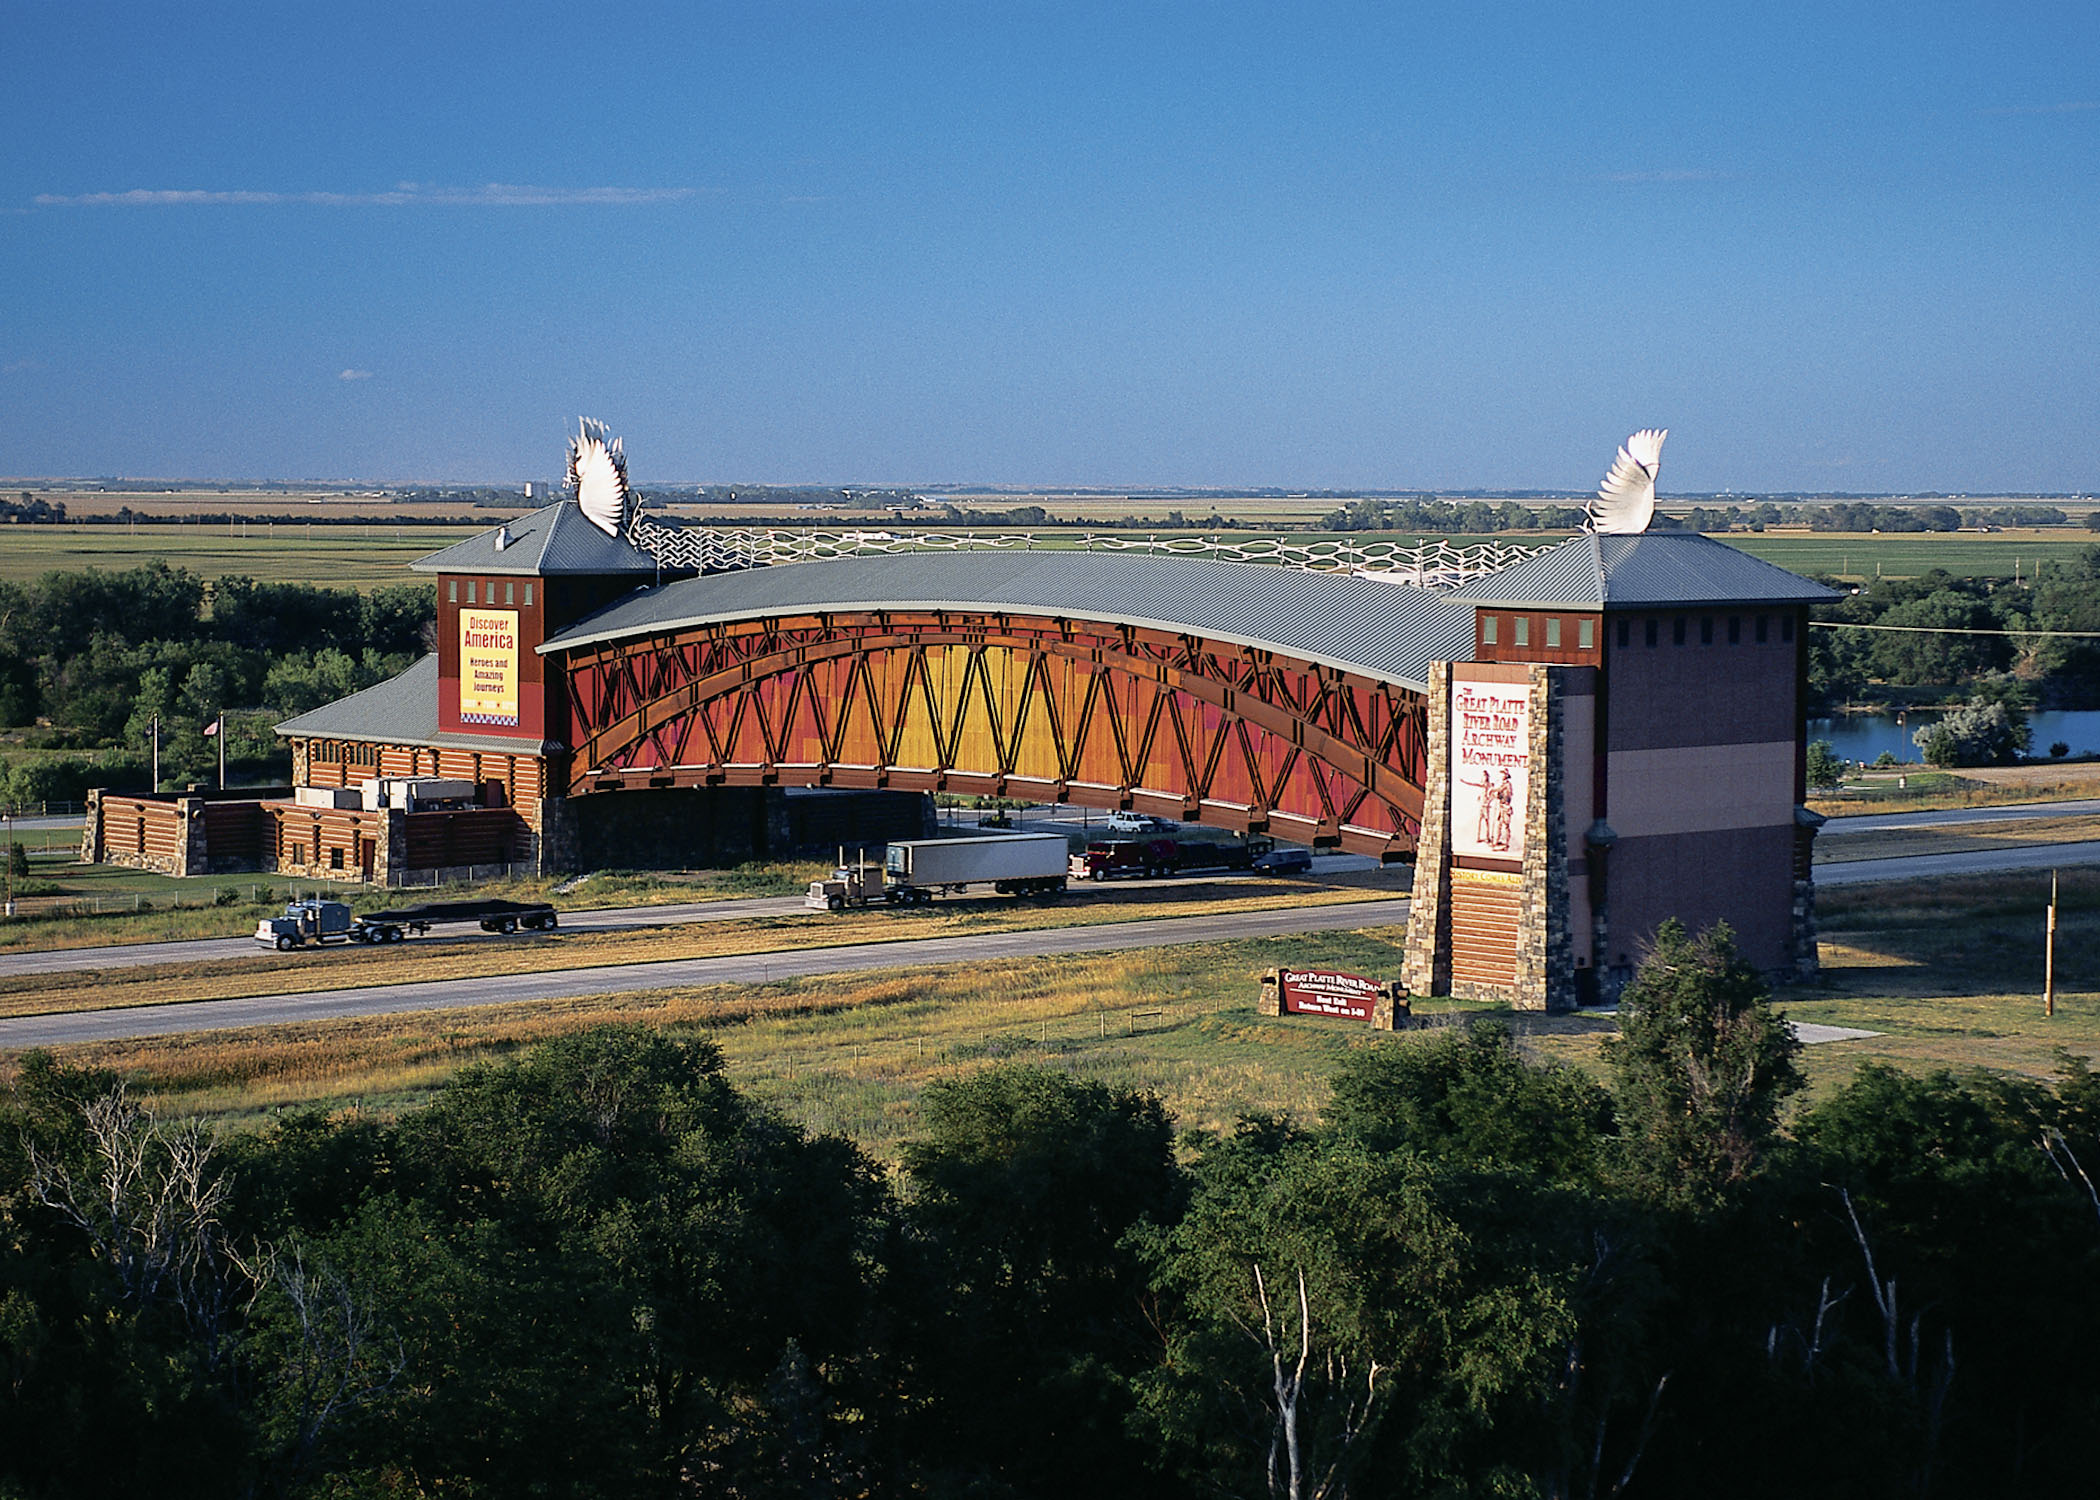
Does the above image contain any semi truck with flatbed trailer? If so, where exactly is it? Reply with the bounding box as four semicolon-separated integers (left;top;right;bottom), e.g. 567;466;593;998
254;897;559;949
806;833;1071;910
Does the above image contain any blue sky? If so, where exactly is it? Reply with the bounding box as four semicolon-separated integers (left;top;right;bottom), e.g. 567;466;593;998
4;2;2096;492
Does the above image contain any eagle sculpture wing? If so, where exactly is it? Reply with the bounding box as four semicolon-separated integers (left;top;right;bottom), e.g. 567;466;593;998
567;418;631;537
1587;428;1667;535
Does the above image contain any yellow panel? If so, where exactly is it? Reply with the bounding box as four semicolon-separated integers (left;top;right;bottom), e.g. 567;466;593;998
891;654;943;769
1010;655;1067;782
951;652;1005;772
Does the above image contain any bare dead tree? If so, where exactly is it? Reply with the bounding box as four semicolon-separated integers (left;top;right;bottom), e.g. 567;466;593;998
22;1080;404;1488
23;1082;241;1367
1766;1276;1848;1382
232;1240;406;1493
1247;1261;1384;1500
2040;1128;2100;1229
1839;1187;1957;1495
1544;1231;1672;1500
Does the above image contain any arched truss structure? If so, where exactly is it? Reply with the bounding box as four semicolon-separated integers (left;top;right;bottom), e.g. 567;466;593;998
555;610;1431;857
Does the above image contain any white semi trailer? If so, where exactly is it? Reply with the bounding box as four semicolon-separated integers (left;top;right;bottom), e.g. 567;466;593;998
805;833;1070;910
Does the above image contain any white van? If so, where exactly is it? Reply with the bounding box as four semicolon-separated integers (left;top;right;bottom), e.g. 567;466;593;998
1103;810;1164;834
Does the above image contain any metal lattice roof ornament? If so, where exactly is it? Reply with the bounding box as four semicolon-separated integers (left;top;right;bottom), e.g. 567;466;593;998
567;417;632;537
1586;428;1668;535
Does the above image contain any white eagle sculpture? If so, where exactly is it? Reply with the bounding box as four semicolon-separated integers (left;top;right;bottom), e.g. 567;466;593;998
1586;428;1668;535
567;417;633;537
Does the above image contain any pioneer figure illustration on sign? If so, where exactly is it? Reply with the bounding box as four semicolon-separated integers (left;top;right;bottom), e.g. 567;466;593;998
1490;768;1514;851
1459;766;1518;854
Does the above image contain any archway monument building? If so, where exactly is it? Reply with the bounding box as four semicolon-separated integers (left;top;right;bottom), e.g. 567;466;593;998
81;472;1836;1009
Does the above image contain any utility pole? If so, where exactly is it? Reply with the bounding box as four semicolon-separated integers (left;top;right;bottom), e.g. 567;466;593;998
2045;869;2059;1018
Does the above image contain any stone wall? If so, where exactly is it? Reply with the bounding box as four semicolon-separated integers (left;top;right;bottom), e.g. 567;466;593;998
1401;662;1454;999
1790;807;1824;982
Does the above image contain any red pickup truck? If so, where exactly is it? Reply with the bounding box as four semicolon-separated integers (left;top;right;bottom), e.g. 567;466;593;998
1070;837;1265;881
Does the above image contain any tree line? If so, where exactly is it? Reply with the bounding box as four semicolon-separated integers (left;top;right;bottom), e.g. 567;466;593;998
1807;550;2100;730
0;564;433;802
1325;496;2091;536
4;920;2098;1497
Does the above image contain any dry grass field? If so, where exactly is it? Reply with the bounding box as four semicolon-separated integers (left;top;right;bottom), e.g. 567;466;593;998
1815;814;2100;864
1807;770;2100;817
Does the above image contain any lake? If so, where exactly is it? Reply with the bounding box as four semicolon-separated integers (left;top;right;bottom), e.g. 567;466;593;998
1808;709;2100;765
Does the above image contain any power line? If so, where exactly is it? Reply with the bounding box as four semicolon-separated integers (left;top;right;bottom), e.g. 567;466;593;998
1808;620;2100;639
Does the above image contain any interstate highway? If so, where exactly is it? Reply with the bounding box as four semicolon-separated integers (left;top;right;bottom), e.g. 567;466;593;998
0;898;1413;1049
0;895;811;979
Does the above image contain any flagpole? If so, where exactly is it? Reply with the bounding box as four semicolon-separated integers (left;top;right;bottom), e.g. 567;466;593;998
152;713;160;792
216;712;226;790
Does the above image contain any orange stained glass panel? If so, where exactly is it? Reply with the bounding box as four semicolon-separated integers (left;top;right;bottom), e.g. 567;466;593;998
831;663;886;766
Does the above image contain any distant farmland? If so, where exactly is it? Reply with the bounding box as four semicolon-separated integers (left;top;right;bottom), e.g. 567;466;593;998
1;515;2092;591
1725;530;2095;581
0;523;479;588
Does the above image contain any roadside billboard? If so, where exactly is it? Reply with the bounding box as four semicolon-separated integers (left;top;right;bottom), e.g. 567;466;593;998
1452;679;1528;861
459;609;520;727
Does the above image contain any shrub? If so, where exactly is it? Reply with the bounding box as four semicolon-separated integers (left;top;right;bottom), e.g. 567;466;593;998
1805;739;1845;789
1913;699;2030;767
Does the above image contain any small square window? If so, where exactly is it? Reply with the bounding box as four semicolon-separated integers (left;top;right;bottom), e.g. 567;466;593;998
1673;618;1687;646
1482;615;1498;646
1514;617;1530;647
1728;616;1741;644
448;579;458;603
1700;617;1714;645
1645;618;1658;647
1756;615;1769;643
1545;617;1562;648
1616;618;1629;648
329;847;344;870
1579;618;1594;650
1782;615;1795;642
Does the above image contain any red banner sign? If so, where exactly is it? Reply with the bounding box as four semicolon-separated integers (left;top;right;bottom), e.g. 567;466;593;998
1279;968;1381;1021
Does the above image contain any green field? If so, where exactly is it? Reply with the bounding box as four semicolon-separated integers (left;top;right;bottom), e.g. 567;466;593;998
0;523;479;587
3;519;2093;594
1725;530;2095;581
